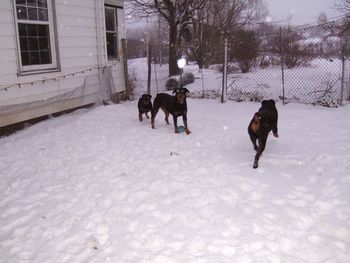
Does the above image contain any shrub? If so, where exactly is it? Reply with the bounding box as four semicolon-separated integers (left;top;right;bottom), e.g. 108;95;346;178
231;30;260;73
181;72;195;86
165;78;179;90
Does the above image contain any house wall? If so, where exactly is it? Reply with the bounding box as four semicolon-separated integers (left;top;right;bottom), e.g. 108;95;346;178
0;0;126;127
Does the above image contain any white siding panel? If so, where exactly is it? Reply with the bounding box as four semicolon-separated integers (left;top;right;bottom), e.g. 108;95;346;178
57;25;97;37
59;36;97;48
0;8;12;22
0;0;12;9
111;64;125;92
61;56;98;68
117;8;125;39
0;36;16;50
0;62;17;77
56;4;95;17
56;0;95;9
60;47;97;60
0;52;17;65
0;2;20;86
57;15;96;28
0;23;15;36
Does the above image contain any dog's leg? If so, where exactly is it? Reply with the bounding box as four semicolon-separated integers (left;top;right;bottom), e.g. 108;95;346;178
250;134;258;151
173;115;179;133
145;112;150;119
272;120;279;137
165;111;170;124
160;107;170;124
151;99;160;129
183;113;191;135
139;112;143;122
253;137;267;169
151;109;158;129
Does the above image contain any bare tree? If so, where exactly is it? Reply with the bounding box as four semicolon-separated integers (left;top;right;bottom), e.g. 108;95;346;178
232;29;260;73
318;0;350;36
131;0;207;76
270;28;314;68
190;0;266;68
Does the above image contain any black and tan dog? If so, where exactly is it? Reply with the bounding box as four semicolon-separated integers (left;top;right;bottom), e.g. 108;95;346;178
138;94;153;122
248;99;279;168
151;88;191;135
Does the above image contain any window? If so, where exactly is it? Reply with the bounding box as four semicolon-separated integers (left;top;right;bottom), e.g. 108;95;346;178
14;0;58;74
105;5;118;60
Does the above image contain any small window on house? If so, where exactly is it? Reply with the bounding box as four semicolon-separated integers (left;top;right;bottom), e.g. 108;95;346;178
105;5;118;60
14;0;58;74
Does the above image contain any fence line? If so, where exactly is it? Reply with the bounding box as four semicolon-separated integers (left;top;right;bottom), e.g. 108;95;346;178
127;24;350;107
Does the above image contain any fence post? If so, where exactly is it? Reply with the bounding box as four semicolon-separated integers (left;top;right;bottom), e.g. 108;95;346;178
147;43;152;95
340;43;346;105
221;38;228;103
279;27;285;105
121;39;131;100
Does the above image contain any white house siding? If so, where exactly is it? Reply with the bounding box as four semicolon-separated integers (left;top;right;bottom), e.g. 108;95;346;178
0;0;126;127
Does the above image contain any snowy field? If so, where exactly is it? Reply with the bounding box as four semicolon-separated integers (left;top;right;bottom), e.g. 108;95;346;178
1;99;350;262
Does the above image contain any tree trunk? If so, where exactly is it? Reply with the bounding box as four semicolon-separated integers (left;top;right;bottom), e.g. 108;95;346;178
168;22;180;76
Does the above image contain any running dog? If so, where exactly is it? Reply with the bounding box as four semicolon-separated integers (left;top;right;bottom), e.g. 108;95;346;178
138;94;153;122
248;99;279;168
151;88;191;135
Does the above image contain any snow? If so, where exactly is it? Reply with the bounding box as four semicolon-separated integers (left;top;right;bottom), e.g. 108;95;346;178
1;98;350;262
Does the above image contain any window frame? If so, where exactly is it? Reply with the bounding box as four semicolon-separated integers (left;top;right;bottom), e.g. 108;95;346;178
13;0;59;75
104;4;119;61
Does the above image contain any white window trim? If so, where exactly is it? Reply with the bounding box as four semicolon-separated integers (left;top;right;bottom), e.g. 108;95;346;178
13;0;59;75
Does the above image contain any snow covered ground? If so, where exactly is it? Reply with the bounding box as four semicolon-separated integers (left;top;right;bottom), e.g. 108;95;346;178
1;98;350;262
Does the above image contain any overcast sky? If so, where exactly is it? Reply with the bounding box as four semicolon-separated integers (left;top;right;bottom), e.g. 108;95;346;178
262;0;342;25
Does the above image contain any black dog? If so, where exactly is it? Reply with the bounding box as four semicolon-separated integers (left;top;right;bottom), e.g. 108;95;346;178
138;94;153;122
151;88;191;135
248;99;279;168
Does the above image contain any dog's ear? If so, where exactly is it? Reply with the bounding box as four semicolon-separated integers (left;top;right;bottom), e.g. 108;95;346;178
172;88;178;94
183;88;190;94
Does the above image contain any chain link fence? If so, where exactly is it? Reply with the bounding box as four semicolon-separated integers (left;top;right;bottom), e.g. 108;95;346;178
127;24;350;107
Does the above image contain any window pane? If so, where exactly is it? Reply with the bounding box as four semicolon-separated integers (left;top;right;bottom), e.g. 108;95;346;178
29;51;40;64
28;37;39;50
39;36;49;50
37;25;49;36
27;24;38;36
38;8;48;21
17;6;27;20
18;23;52;65
18;23;28;36
20;37;29;51
16;0;26;4
27;0;37;7
38;0;47;8
28;7;38;20
21;52;30;65
105;8;115;31
40;51;51;64
106;32;117;58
